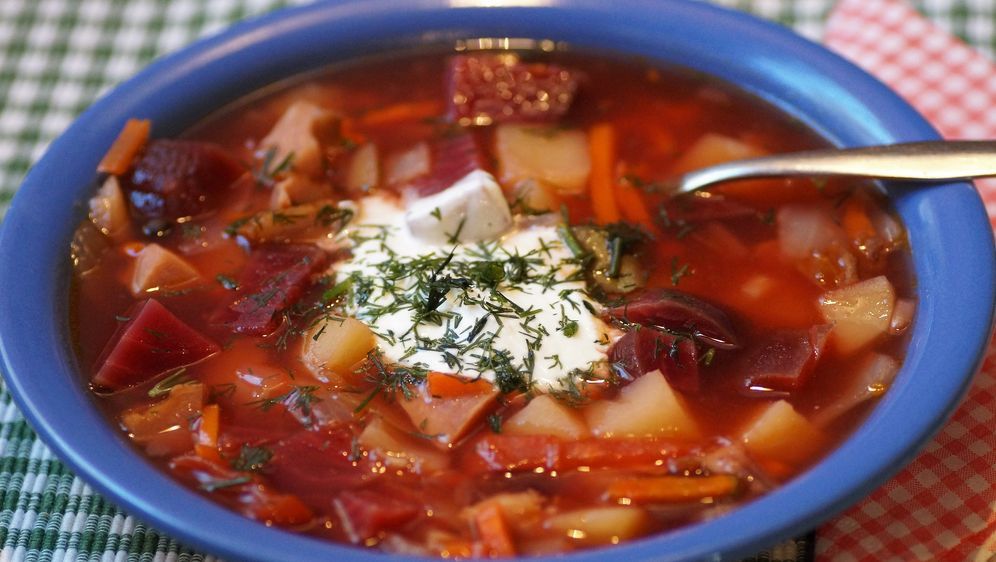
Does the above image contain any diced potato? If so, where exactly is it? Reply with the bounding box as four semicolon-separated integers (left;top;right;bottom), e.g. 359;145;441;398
88;176;130;238
358;416;449;473
504;395;589;440
269;175;331;209
545;507;649;545
346;142;379;194
302;316;376;375
404;170;512;244
669;132;766;175
741;399;824;466
778;204;857;289
819;275;895;355
495;124;590;194
130;243;201;295
260;100;340;178
583;370;699;439
398;381;498;445
121;382;204;456
385;142;430;186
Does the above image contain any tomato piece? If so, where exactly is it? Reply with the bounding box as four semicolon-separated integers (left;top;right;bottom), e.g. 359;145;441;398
447;54;579;124
123;139;244;222
741;324;832;394
333;488;421;542
169;453;313;526
604;288;739;350
92;299;219;392
608;328;699;393
213;244;327;335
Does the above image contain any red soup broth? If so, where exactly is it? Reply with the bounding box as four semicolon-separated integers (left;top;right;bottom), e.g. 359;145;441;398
71;47;915;557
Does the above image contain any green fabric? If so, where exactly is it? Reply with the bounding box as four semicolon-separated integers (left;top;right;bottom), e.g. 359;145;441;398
0;1;990;560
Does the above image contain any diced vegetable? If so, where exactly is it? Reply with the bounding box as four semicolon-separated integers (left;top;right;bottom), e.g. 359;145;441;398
605;474;740;504
334;488;421;543
608;329;699;393
819;275;896;355
259;100;340;178
89;176;130;238
70;219;110;274
572;225;646;294
741;400;824;466
385;142;430;187
426;372;494;398
398;378;498;445
213;244;327;335
98;118;151;175
504;395;589;440
604;289;739;350
447;54;578;125
583;370;700;438
463;491;545;532
302;316;376;377
545;507;649;546
740;325;831;394
122;139;244;222
358;416;450;473
195;403;222;462
668;133;765;176
93;299;219;392
473;503;517;556
120;382;204;456
588;123;621;224
778;204;857;289
170;453;314;526
345;142;380;194
494;124;590;194
889;298;915;335
269;175;331;209
404;169;513;244
812;352;900;427
402;134;486;197
130;243;201;295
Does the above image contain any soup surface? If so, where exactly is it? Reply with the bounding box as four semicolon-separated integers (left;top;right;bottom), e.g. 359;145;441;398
71;46;915;557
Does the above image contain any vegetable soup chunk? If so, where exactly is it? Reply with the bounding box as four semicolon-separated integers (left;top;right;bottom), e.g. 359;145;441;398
72;47;915;556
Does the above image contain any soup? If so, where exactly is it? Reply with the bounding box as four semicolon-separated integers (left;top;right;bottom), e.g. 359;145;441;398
71;46;914;557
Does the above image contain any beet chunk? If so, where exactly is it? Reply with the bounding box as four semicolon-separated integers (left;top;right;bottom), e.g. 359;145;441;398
609;328;699;393
123;139;244;222
92;299;219;392
406;133;485;197
447;54;579;124
741;325;832;394
604;289;739;349
214;244;327;335
334;488;421;542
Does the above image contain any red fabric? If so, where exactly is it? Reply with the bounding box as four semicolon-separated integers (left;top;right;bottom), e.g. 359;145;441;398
820;1;996;559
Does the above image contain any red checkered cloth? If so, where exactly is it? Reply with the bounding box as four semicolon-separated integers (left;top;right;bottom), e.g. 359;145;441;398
819;1;996;560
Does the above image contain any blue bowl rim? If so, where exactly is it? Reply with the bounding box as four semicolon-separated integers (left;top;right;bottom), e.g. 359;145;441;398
1;1;994;561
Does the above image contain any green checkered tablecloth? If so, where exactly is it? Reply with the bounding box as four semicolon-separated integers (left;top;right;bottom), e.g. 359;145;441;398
0;1;992;560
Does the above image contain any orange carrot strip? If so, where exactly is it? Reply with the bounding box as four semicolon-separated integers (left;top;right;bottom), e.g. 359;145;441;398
616;180;656;231
474;503;516;557
841;197;876;245
195;404;222;462
588;123;621;224
98;118;151;175
361;100;443;127
427;372;494;398
606;474;740;504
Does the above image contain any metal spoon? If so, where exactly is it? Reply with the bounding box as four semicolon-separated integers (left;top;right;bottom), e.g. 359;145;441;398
670;140;996;196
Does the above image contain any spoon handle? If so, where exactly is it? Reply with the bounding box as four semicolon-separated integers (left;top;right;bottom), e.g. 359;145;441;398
674;140;996;195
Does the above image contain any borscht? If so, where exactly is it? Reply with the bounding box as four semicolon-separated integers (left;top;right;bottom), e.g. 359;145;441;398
70;46;915;557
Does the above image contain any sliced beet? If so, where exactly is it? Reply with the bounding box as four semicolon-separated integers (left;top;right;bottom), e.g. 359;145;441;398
604;289;739;349
609;328;699;393
214;244;326;335
741;324;832;394
404;133;485;197
265;424;371;511
92;299;219;392
123;139;244;223
447;54;579;124
334;488;421;542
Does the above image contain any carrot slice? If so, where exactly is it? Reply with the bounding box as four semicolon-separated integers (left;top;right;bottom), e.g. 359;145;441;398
361;100;443;127
588;123;621;224
616;179;656;231
195;404;222;462
606;474;740;503
474;503;516;557
427;372;494;398
98;118;151;175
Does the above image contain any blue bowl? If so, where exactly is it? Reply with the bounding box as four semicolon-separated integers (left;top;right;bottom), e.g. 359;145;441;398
1;1;993;561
